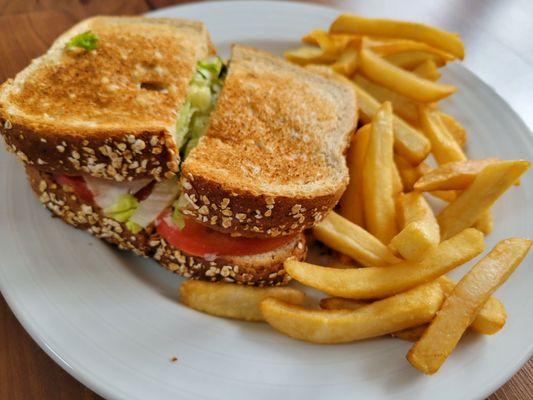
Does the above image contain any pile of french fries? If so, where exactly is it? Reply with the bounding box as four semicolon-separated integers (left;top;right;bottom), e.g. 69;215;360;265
178;15;531;375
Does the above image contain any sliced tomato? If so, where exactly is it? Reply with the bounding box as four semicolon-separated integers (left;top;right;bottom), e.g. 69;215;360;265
54;174;94;204
156;209;296;257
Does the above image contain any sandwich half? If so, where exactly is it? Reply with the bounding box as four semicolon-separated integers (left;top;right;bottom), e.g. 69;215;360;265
0;16;214;182
153;45;358;284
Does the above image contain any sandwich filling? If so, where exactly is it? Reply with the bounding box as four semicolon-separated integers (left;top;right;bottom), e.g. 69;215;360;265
53;172;296;257
175;56;226;159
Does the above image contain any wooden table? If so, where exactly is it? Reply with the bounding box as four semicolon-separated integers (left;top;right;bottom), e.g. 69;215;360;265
0;1;531;399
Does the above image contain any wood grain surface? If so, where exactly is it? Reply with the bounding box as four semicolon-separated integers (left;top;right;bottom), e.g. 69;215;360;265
0;1;531;399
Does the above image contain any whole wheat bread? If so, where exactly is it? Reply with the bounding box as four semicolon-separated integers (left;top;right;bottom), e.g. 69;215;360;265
180;45;358;237
1;16;214;182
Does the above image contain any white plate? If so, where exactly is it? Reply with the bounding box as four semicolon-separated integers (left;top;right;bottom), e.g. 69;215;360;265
1;2;532;399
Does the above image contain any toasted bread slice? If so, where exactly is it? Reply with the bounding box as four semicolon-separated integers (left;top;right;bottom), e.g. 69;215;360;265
2;17;214;181
26;165;306;286
180;45;358;238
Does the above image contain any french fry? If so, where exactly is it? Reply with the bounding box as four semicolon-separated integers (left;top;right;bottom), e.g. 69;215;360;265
385;51;446;69
284;46;337;65
313;211;401;268
412;59;441;81
332;48;358;76
392;325;427;341
390;193;440;261
179;280;306;322
408;238;532;374
419;105;466;164
330;14;465;59
359;49;456;102
363;102;398;243
261;281;444;344
369;39;454;61
302;30;361;50
339;124;371;226
394;154;428;191
474;210;494;235
319;297;367;311
414;159;500;191
323;275;508;336
355;84;430;164
429;190;460;203
439;112;467;148
438;160;530;239
306;29;341;55
319;297;427;341
438;276;507;335
354;74;419;125
285;228;484;299
392;159;404;196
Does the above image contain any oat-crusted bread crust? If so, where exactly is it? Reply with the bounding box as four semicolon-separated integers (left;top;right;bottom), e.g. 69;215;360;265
2;16;214;182
25;165;306;286
181;45;358;238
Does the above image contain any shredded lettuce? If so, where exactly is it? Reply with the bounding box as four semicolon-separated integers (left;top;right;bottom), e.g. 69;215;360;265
171;208;186;229
126;221;142;234
170;193;190;229
176;56;226;160
66;31;98;51
104;194;139;222
128;178;180;228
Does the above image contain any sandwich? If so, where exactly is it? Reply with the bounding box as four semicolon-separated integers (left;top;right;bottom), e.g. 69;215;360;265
1;17;358;286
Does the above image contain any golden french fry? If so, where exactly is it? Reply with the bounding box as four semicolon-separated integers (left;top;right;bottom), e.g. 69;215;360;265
179;280;306;322
359;49;456;102
325;275;508;337
385;51;446;69
438;112;467;148
429;190;460;203
261;281;444;344
284;46;338;65
306;29;340;54
285;228;484;299
438;276;506;335
330;14;464;59
319;297;427;341
354;74;419;125
414;158;500;191
369;39;454;61
392;159;404;196
390;193;440;261
339;124;371;226
319;297;368;310
392;325;428;341
412;59;441;81
332;48;358;76
397;192;435;227
419;106;466;164
394;154;429;191
302;30;361;50
355;84;430;164
474;210;494;235
408;238;532;374
363;102;399;243
313;211;401;268
439;160;530;239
